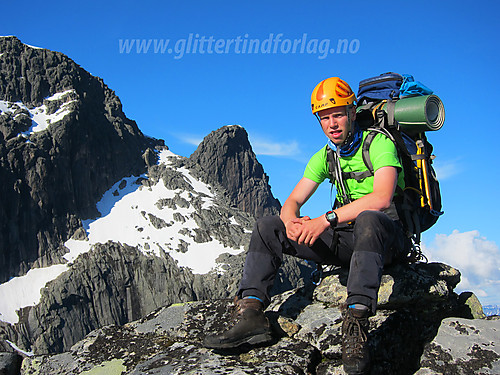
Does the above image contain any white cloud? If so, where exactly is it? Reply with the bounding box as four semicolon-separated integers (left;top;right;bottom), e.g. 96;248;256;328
432;158;460;180
422;230;500;305
251;138;300;157
176;133;203;146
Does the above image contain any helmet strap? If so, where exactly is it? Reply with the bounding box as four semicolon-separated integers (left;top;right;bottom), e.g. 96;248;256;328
314;113;321;125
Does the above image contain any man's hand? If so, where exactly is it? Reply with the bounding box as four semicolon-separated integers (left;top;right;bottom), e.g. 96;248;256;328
286;215;330;247
280;177;322;245
284;216;310;242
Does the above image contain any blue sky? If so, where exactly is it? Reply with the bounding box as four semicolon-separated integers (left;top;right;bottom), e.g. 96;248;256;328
3;0;500;305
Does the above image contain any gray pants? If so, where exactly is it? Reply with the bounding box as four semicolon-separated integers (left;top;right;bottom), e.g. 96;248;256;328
237;210;407;314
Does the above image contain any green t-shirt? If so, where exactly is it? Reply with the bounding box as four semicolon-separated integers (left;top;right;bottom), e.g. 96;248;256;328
304;131;404;203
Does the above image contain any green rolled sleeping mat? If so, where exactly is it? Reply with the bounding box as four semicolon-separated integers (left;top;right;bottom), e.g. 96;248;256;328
381;94;445;135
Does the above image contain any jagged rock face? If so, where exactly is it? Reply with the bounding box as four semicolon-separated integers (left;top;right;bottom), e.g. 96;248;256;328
20;262;497;374
8;240;310;355
0;36;160;282
188;125;281;218
0;149;309;355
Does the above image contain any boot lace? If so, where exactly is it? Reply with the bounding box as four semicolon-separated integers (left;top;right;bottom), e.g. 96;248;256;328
230;296;242;320
343;311;368;357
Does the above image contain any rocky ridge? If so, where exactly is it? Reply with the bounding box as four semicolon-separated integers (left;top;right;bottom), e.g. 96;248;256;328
19;262;500;374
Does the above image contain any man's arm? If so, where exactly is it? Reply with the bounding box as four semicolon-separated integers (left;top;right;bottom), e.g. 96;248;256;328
280;177;319;241
334;165;398;224
294;166;398;247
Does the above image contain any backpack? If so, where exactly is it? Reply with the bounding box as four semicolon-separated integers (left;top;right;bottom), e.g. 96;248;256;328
327;72;444;262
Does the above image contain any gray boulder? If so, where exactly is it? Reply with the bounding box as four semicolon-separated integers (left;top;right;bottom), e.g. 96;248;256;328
0;353;22;375
314;262;461;310
416;317;500;374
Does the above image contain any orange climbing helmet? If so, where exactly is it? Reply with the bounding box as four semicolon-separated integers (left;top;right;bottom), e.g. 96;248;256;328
311;77;356;114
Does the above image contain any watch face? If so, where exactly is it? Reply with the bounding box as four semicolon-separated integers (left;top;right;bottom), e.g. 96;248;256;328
326;211;337;222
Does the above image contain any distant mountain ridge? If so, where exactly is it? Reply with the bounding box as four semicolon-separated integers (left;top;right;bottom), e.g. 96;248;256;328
0;36;300;357
483;305;500;316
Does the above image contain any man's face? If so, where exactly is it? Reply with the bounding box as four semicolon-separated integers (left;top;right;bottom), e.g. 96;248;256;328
317;106;355;146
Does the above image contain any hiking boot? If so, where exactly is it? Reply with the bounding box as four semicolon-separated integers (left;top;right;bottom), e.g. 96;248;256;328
341;306;371;375
203;297;272;349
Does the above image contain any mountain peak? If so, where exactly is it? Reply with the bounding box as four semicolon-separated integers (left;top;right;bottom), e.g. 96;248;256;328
0;37;161;284
189;125;281;218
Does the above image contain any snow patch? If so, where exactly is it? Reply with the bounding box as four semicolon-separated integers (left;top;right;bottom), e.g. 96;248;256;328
65;158;237;272
212;262;231;275
7;340;34;357
0;101;14;114
157;149;180;165
0;264;68;324
0;89;77;136
179;166;213;197
63;149;241;273
24;90;77;134
24;43;42;50
63;239;92;264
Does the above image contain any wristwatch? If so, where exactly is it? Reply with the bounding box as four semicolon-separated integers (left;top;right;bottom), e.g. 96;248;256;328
325;210;338;227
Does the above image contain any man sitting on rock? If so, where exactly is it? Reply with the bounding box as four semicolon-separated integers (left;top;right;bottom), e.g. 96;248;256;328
203;77;409;375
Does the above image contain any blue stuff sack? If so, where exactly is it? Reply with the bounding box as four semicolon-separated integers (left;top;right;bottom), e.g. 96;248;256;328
357;72;403;104
400;74;433;97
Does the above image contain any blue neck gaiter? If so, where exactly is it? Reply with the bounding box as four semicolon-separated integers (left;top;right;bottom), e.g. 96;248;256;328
328;123;363;157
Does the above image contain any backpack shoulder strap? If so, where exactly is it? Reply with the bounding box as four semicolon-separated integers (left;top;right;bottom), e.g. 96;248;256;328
361;130;378;176
362;127;408;172
326;145;336;182
386;99;396;127
326;145;352;206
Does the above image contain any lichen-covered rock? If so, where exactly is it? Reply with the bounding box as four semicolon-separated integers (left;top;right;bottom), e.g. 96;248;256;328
457;291;487;319
314;262;461;310
294;304;343;358
416;317;500;374
21;301;320;375
19;284;499;375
